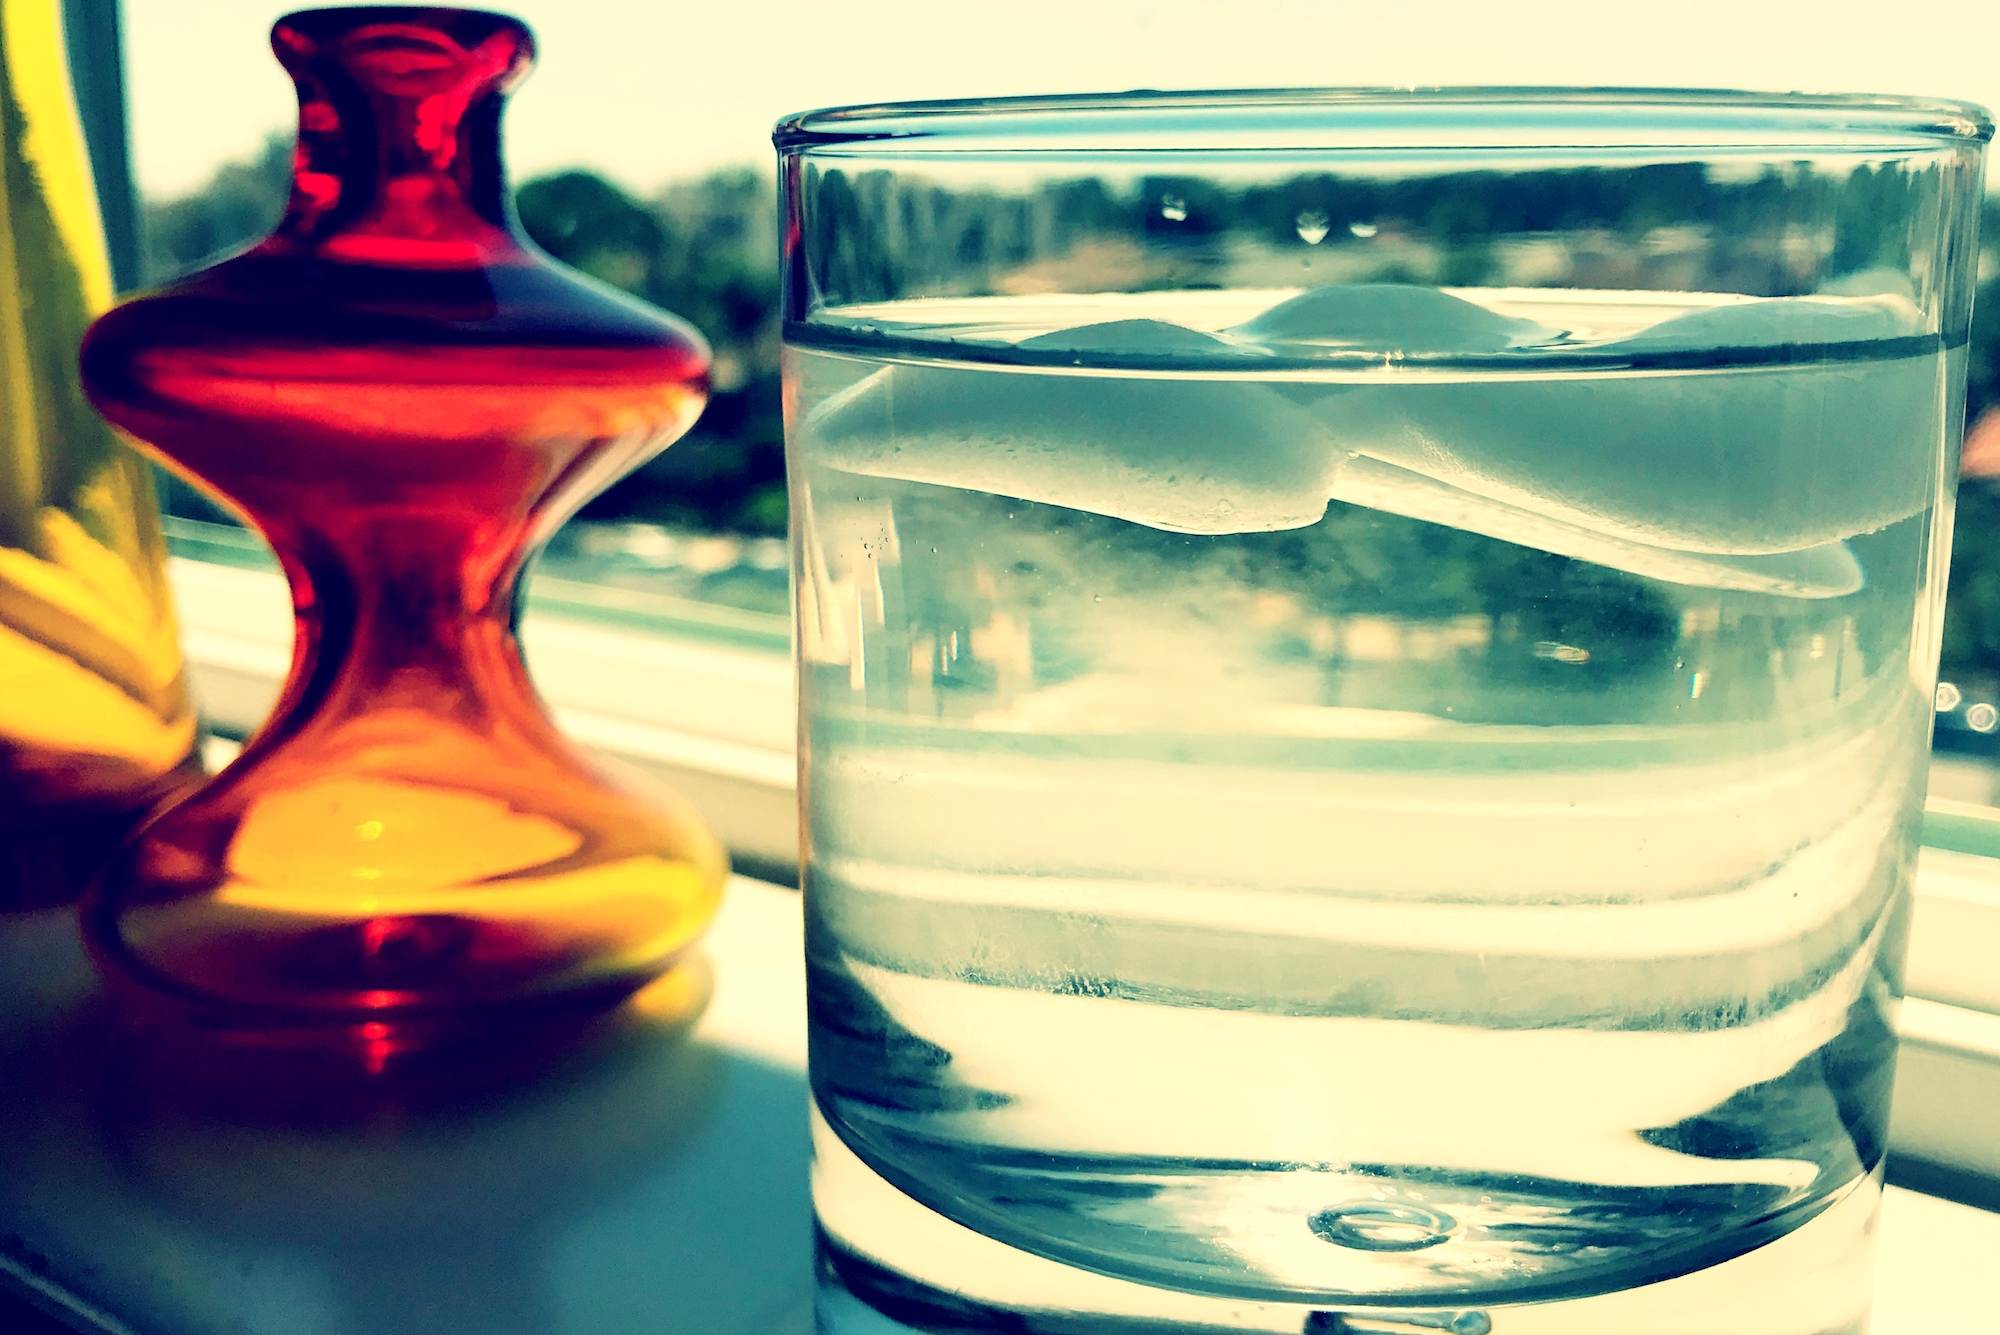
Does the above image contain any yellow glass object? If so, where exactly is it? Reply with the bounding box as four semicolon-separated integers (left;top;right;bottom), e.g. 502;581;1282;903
0;0;198;906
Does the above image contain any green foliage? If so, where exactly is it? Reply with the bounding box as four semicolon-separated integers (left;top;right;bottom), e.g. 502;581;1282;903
142;134;289;278
516;166;787;535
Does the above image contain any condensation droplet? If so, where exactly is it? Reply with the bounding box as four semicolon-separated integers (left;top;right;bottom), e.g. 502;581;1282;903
1159;193;1188;222
1348;220;1379;238
1295;209;1331;245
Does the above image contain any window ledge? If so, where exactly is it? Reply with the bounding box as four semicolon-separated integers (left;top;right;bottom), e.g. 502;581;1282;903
4;876;1995;1333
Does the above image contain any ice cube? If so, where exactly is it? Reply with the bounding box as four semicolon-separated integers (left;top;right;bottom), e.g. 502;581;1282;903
803;320;1336;535
1016;318;1269;359
1308;293;1944;555
1326;455;1864;598
1821;268;1920;302
1609;292;1924;357
1229;283;1559;355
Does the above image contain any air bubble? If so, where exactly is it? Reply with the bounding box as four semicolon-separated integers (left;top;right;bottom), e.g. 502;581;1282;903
1302;1310;1490;1334
1309;1202;1457;1252
1296;210;1331;245
1159;194;1188;222
1348;220;1379;238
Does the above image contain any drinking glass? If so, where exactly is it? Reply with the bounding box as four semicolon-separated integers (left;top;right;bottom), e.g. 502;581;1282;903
777;89;1992;1333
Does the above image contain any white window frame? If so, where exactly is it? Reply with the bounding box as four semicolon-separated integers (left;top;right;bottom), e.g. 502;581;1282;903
167;549;2000;1190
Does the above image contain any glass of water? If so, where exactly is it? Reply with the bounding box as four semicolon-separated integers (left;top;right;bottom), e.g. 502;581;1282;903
777;90;1991;1333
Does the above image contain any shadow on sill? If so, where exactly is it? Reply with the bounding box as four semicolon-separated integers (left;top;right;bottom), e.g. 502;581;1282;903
1887;1153;2000;1215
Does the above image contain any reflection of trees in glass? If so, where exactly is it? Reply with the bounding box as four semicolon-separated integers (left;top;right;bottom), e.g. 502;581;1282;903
798;158;1957;302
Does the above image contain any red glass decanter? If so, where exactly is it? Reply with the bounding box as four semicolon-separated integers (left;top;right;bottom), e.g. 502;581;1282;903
77;6;726;1036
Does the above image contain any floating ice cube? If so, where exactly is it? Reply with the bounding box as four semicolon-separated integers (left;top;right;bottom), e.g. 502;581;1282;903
1821;268;1920;302
1609;292;1924;357
802;292;1944;575
1307;293;1945;555
1230;283;1559;354
1326;455;1863;598
803;320;1336;535
1017;318;1268;359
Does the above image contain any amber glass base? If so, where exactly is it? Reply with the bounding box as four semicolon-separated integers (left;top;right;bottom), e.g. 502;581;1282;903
84;715;724;1028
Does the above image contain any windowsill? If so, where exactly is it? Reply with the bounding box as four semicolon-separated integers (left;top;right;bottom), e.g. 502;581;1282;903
0;877;815;1335
3;875;1994;1334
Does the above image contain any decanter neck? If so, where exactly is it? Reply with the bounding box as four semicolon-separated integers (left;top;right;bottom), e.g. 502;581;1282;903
269;6;533;264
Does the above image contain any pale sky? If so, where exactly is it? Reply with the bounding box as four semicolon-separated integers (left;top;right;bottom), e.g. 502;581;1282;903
122;0;2000;200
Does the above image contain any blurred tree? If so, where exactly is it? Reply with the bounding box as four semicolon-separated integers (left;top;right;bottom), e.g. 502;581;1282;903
516;169;669;289
516;166;786;534
142;133;288;279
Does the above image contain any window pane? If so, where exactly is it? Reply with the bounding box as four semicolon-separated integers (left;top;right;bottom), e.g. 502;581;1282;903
125;8;2000;837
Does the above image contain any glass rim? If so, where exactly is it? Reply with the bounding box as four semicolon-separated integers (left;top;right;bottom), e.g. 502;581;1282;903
773;86;1995;154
